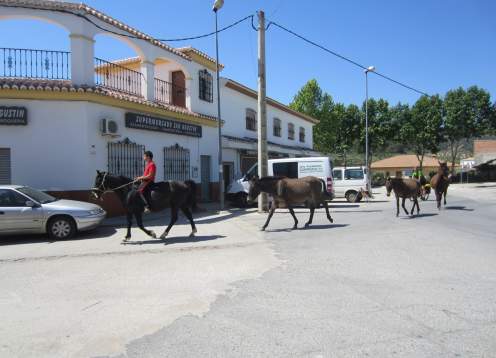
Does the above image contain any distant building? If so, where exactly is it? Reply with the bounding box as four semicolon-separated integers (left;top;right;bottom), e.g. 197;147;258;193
371;154;453;177
473;140;496;181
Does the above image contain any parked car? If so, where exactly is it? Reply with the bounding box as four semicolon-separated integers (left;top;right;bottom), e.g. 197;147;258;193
331;166;369;202
227;157;335;206
0;185;106;240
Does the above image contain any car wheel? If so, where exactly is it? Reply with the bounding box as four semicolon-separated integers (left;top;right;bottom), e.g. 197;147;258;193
47;216;76;240
345;191;359;203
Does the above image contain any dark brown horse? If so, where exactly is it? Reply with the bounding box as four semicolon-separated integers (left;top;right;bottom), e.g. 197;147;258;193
247;176;334;231
430;162;450;209
92;171;197;241
385;177;421;217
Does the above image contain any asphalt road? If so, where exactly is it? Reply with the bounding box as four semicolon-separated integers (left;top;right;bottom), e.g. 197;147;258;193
1;184;495;357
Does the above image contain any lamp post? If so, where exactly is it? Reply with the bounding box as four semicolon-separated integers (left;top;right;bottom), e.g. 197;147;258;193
364;65;375;188
213;0;224;210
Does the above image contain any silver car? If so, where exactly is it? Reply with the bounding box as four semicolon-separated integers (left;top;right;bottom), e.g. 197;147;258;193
0;185;106;240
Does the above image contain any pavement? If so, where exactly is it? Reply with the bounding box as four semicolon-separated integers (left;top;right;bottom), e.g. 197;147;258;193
1;184;495;357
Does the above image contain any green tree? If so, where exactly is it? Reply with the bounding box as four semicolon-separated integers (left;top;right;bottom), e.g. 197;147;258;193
443;86;493;173
360;98;392;165
397;95;443;171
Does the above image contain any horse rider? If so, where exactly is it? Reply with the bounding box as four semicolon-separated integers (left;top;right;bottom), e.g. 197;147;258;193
135;150;156;213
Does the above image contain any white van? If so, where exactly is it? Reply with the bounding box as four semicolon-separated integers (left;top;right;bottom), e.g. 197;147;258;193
331;166;368;202
227;157;334;206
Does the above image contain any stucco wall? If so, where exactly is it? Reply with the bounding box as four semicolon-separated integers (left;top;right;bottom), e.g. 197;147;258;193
0;98;219;191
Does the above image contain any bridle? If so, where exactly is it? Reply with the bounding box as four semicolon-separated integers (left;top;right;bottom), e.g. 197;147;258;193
92;172;137;199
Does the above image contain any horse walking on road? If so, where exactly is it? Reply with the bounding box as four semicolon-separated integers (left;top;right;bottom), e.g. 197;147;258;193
385;177;421;217
92;171;197;241
248;176;334;231
430;162;450;210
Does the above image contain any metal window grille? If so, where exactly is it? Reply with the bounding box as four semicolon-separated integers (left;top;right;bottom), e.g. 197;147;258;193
246;108;257;131
108;138;144;179
299;127;306;142
199;69;213;102
0;148;11;184
164;144;190;181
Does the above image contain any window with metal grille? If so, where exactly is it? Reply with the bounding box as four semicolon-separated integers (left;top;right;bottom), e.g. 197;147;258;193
0;148;11;184
299;127;306;143
164;144;190;181
273;118;281;137
199;69;213;102
288;123;295;140
246;108;257;131
107;138;144;179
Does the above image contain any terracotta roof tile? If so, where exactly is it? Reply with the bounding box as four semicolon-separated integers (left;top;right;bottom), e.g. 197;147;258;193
371;154;453;169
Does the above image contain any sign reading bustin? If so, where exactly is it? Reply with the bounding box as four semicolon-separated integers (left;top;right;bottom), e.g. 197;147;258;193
125;112;202;137
0;106;27;125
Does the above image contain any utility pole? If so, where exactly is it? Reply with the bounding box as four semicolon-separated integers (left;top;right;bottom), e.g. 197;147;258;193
257;10;268;213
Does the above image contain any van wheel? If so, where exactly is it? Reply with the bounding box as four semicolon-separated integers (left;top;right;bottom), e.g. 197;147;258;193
47;216;76;240
345;191;360;203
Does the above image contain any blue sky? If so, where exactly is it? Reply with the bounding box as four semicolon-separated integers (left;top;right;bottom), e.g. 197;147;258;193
1;0;494;106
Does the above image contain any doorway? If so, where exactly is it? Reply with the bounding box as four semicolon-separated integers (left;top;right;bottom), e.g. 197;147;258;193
223;162;234;191
200;155;211;201
171;71;186;108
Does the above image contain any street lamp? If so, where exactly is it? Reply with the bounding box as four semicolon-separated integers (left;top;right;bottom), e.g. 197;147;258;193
364;65;375;189
213;0;224;210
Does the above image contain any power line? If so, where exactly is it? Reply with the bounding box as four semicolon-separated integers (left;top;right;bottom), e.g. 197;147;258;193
2;4;253;43
268;20;430;97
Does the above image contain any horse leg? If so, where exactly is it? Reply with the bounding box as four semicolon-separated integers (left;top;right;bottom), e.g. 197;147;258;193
435;190;441;210
136;213;156;238
415;197;420;215
323;201;333;223
443;187;448;206
181;206;197;237
161;206;178;239
401;197;409;216
305;205;315;228
288;205;298;230
261;207;276;231
124;212;132;241
396;195;400;217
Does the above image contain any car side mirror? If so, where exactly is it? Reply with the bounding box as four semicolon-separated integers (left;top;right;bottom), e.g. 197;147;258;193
25;200;39;208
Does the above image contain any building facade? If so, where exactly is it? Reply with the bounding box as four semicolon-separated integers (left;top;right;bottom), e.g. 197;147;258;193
0;0;319;214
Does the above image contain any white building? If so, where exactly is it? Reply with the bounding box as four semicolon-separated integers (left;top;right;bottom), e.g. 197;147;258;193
0;0;318;214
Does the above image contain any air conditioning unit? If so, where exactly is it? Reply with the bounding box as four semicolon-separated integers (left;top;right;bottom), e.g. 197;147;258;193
101;118;120;136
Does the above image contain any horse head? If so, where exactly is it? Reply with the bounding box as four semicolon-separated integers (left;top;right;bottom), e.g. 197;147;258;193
385;177;393;197
438;161;449;177
247;176;260;204
92;170;109;201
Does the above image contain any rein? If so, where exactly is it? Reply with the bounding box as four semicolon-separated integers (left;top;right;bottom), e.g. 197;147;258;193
93;172;138;195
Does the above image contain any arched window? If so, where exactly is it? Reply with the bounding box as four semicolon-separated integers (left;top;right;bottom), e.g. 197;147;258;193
246;108;257;131
273;118;281;137
299;127;306;143
199;69;213;102
288;123;295;140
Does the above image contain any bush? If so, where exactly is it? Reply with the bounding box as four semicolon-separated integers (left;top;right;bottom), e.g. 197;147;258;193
372;172;386;187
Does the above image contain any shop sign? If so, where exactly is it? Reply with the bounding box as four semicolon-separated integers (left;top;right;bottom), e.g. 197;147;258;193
125;112;202;137
0;106;27;125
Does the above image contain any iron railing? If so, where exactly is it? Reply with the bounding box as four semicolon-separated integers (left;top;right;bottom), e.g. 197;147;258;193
1;47;70;80
94;57;142;97
154;77;187;107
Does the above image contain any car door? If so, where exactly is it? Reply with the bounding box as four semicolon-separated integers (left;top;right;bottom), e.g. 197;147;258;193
332;169;345;196
344;168;366;191
0;189;43;232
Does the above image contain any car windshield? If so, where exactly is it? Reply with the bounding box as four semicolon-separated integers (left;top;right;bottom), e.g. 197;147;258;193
17;187;57;204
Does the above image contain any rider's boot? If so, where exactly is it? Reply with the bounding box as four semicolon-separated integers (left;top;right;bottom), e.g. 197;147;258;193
139;192;151;213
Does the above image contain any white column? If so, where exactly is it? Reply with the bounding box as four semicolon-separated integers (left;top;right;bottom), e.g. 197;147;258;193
70;34;95;86
185;76;193;110
140;60;155;101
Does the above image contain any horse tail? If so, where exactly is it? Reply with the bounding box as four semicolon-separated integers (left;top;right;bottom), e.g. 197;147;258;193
185;180;198;210
319;178;333;198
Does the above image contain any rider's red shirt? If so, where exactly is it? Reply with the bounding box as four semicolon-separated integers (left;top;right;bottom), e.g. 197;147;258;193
143;161;156;182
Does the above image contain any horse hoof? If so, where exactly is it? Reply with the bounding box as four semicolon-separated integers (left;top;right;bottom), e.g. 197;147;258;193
304;223;310;228
261;227;266;231
160;232;168;239
150;231;157;239
189;232;195;238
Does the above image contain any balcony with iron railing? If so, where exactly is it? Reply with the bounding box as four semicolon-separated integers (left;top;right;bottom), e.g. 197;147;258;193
1;47;188;108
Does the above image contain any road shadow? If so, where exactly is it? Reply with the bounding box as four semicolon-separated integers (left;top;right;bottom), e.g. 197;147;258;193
474;184;496;188
333;209;383;213
401;213;439;219
0;226;117;246
120;234;225;246
445;206;474;211
266;224;349;232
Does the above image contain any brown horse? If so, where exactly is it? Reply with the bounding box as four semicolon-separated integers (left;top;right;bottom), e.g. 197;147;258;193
430;162;450;209
385;177;421;217
247;176;334;231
